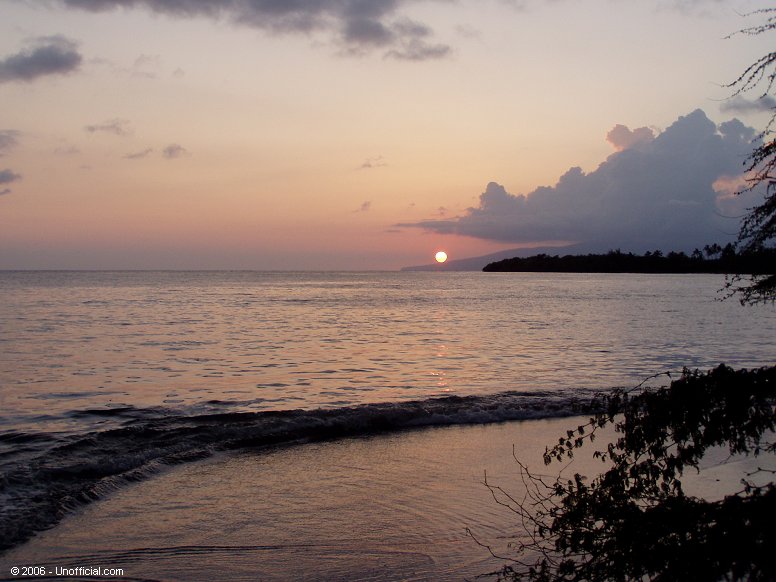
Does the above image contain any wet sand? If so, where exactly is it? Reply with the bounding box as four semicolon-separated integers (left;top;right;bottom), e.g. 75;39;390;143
0;417;758;581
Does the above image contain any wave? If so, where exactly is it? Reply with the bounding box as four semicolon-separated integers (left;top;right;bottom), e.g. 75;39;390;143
0;389;600;554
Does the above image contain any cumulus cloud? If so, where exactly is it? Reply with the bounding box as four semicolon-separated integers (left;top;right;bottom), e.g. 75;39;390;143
162;143;188;159
0;36;82;83
720;95;776;115
399;110;761;252
85;118;132;136
0;130;20;156
57;0;450;61
606;124;655;152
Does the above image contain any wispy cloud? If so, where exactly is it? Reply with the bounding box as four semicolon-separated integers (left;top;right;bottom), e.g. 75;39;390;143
0;36;82;83
162;143;188;159
0;169;22;195
383;21;451;60
658;0;726;15
720;95;776;115
501;0;726;15
360;155;387;169
356;201;372;212
0;130;20;156
57;0;451;61
124;148;154;160
132;53;160;78
54;145;81;156
0;169;22;184
398;110;760;252
84;118;133;136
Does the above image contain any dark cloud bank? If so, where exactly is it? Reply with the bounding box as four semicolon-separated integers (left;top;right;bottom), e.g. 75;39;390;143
0;36;82;83
400;110;762;253
57;0;449;60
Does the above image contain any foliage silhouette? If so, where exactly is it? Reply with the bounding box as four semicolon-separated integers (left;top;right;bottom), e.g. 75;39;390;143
482;247;774;274
726;8;776;304
473;365;776;581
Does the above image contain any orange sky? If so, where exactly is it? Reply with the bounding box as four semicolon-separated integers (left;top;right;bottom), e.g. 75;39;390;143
0;0;773;269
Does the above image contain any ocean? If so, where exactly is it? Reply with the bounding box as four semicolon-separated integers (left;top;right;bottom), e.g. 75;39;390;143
1;271;774;577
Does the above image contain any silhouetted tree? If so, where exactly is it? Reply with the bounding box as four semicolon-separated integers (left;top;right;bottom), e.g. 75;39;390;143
727;8;776;304
482;248;774;274
474;366;776;581
704;243;723;259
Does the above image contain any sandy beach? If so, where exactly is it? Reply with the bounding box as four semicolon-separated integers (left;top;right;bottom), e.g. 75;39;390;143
1;418;595;581
2;416;762;581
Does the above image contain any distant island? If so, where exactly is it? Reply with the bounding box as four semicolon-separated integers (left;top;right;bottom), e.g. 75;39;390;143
482;244;776;274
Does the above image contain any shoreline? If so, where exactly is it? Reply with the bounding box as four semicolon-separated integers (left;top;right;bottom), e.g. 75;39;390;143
0;418;591;580
1;416;757;581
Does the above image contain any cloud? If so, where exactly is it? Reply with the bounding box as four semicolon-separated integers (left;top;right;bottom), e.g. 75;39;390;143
162;143;188;159
54;145;81;155
502;0;726;15
382;19;451;61
606;124;655;152
57;0;450;61
0;130;20;156
356;201;372;212
657;0;727;15
360;155;387;169
0;169;22;184
124;148;154;159
385;38;450;61
0;36;82;83
84;118;133;136
399;110;761;252
720;95;776;115
0;169;22;194
128;53;162;78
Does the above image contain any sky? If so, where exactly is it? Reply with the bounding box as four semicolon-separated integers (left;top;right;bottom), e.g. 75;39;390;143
0;0;774;270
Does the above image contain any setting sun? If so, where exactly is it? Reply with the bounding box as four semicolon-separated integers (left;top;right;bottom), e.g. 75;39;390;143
435;251;448;263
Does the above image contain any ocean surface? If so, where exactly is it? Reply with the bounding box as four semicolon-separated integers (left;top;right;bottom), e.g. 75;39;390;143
1;270;775;562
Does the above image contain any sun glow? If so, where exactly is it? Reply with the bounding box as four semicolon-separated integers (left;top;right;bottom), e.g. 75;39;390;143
435;251;448;263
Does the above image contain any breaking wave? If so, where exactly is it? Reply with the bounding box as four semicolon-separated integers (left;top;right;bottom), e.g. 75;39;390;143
0;389;601;554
